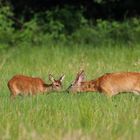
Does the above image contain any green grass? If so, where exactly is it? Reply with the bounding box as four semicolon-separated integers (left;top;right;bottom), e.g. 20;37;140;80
0;43;140;140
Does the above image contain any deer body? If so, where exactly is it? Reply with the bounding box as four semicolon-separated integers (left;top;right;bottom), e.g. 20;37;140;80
67;71;140;96
8;74;65;97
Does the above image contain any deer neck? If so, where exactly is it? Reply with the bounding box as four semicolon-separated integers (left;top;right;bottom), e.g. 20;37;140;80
44;84;53;92
80;80;98;92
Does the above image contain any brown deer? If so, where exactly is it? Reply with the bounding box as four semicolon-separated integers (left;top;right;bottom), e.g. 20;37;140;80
67;70;140;96
8;74;65;97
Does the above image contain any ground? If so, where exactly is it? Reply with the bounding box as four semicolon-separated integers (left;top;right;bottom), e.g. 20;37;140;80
0;44;140;140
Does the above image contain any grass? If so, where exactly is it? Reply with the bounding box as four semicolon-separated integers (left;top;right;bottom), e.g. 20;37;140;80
0;43;140;140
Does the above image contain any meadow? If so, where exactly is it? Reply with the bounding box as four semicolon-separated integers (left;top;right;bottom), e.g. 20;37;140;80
0;43;140;140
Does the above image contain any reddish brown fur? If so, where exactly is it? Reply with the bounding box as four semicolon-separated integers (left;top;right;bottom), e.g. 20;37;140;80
8;74;65;97
67;71;140;96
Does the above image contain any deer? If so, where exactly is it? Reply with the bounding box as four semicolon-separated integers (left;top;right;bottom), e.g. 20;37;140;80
67;70;140;96
8;74;65;98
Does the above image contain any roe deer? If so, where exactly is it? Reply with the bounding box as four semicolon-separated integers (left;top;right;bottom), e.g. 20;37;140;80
8;74;65;97
67;70;140;96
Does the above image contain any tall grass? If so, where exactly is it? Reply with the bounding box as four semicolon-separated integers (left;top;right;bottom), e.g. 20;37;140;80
0;43;140;140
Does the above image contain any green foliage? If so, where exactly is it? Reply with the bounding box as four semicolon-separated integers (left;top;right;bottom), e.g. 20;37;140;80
0;6;13;32
16;18;43;45
71;19;140;46
0;5;140;47
38;6;87;35
71;26;101;45
0;6;14;48
5;5;87;46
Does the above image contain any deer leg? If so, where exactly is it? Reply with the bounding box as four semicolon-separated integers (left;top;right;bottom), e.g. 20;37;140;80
9;87;17;98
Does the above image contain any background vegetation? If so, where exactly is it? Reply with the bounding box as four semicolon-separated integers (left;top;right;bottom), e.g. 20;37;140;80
0;0;140;140
0;0;140;48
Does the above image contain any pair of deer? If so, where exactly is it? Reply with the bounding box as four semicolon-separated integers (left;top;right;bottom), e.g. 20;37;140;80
8;70;140;98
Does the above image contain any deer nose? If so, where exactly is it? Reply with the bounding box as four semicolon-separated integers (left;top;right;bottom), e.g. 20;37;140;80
66;88;70;93
66;86;71;93
66;83;74;93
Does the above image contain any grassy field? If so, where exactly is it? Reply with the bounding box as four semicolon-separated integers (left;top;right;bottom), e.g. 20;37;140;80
0;43;140;140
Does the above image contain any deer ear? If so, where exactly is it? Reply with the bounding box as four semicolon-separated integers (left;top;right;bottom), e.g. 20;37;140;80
76;70;85;85
59;75;65;82
49;74;55;82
